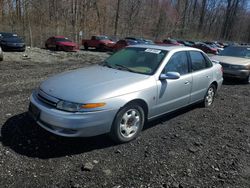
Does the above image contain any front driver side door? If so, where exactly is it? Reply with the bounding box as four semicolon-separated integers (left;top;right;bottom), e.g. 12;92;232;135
155;51;193;116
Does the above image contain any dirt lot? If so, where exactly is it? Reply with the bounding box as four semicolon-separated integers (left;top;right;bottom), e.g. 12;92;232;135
0;48;249;188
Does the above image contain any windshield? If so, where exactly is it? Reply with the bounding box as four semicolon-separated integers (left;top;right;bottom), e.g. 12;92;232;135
96;36;109;40
55;38;71;42
0;33;17;38
2;36;23;43
218;46;250;58
102;47;168;75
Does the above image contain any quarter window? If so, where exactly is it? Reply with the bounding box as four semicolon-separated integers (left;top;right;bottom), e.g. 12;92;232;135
164;52;189;75
190;51;210;71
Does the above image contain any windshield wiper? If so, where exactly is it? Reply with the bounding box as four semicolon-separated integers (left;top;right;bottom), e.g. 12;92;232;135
115;64;136;73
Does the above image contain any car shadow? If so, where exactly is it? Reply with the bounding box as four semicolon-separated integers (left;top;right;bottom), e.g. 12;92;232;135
80;48;112;53
144;103;200;130
0;112;115;159
223;78;249;85
1;104;200;159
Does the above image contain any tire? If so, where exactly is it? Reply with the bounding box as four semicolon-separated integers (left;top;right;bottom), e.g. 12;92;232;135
97;44;105;51
110;103;145;144
203;84;216;107
243;74;250;84
0;55;3;61
84;43;88;50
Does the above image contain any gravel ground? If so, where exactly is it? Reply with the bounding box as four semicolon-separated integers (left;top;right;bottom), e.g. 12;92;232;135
0;48;249;188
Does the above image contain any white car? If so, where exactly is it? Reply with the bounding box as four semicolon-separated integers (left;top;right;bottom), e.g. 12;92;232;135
211;46;250;83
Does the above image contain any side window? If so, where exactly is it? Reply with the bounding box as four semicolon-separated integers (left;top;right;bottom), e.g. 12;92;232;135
91;36;96;40
164;51;189;75
190;51;209;71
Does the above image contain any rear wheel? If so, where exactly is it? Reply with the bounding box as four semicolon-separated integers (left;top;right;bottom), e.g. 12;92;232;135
203;84;216;107
0;55;3;61
243;74;250;84
84;43;88;50
110;103;145;144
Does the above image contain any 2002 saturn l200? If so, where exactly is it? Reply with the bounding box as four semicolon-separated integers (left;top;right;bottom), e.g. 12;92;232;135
29;45;223;143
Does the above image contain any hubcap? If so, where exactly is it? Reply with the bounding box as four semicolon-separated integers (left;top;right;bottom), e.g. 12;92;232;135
206;87;215;106
119;109;141;138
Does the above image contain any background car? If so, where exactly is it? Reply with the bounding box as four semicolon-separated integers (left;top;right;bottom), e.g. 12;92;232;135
112;39;139;51
204;41;224;51
82;35;115;51
0;32;26;52
0;46;3;61
162;39;183;46
193;42;218;54
124;37;148;44
177;40;194;47
29;45;223;143
45;36;78;52
211;45;250;83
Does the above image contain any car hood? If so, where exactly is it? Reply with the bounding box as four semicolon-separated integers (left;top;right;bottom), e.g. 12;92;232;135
100;40;115;44
56;41;77;47
40;65;150;103
211;55;250;65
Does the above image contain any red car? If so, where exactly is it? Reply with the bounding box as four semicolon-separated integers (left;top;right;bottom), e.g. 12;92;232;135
45;36;78;52
155;39;183;46
82;35;115;51
193;42;218;54
112;39;138;51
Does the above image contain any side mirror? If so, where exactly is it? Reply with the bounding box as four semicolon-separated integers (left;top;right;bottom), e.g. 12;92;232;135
159;72;180;80
211;59;220;64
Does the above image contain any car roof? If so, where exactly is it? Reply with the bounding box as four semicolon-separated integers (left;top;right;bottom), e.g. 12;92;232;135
128;44;202;52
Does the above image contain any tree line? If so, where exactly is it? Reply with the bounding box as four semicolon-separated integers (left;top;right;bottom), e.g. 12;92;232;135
0;0;249;47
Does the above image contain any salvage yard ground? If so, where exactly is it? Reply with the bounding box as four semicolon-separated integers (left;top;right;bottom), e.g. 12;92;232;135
0;48;249;188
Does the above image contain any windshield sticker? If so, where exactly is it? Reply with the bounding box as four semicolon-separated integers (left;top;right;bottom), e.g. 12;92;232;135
145;49;161;54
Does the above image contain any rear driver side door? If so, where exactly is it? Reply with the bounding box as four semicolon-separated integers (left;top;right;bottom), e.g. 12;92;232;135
155;51;192;115
189;51;213;103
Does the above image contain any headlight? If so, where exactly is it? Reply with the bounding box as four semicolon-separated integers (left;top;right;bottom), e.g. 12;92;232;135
57;101;82;112
56;100;106;112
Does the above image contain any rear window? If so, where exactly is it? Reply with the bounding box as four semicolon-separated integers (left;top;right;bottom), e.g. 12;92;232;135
190;51;212;71
219;47;250;58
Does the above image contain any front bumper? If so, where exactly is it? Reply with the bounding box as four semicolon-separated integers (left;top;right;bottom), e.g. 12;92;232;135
61;45;78;52
29;92;118;137
1;44;26;52
223;69;250;79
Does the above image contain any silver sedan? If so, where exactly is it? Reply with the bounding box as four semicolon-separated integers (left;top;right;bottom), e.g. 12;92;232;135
29;45;223;143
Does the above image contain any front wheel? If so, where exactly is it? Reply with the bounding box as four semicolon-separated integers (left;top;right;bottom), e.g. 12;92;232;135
110;104;145;144
243;74;250;84
203;84;216;107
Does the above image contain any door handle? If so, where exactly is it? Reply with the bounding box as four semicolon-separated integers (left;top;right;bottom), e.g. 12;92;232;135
184;81;190;85
206;75;210;78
